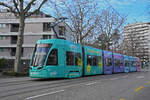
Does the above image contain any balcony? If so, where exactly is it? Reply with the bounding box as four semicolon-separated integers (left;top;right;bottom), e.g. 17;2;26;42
10;24;19;32
11;36;17;44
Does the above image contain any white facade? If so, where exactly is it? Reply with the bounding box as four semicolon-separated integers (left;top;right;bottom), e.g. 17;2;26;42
0;10;72;61
123;22;150;65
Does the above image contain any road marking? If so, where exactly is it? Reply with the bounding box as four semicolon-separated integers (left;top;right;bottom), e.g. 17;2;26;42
136;76;144;79
120;98;125;100
147;81;150;84
25;90;65;100
110;78;118;80
103;79;108;81
122;76;128;78
135;86;143;92
86;82;98;86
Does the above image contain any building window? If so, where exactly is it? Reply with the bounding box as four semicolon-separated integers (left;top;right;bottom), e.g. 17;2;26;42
59;26;65;36
0;48;4;52
11;48;16;56
0;36;7;40
46;49;58;65
11;36;17;44
10;48;23;56
0;24;6;28
43;23;51;32
10;24;19;32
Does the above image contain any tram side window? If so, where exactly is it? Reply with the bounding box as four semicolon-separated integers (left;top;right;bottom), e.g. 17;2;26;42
131;61;135;67
93;56;98;66
87;55;92;66
97;56;102;66
66;51;75;65
129;61;131;66
105;58;112;66
120;60;123;66
125;60;128;66
137;62;140;66
75;53;81;66
131;61;133;66
114;59;119;66
109;58;112;66
98;56;101;62
46;49;58;65
105;58;109;66
133;61;136;67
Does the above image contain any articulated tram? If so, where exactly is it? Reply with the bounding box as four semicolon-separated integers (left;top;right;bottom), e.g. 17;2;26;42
29;39;141;78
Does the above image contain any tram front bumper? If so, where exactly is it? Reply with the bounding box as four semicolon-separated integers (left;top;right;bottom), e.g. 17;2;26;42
30;70;47;78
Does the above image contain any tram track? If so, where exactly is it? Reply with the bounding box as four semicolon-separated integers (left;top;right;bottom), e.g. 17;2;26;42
0;80;33;87
0;72;144;99
0;77;98;98
0;70;143;87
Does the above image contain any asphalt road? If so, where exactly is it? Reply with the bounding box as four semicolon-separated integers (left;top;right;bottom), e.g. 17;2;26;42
0;71;150;100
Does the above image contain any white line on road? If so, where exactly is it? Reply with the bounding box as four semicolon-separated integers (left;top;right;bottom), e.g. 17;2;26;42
122;75;128;78
85;82;98;86
25;90;65;100
136;76;145;79
110;78;118;80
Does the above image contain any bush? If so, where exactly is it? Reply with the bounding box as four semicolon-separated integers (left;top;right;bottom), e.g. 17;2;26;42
2;70;29;77
0;58;8;67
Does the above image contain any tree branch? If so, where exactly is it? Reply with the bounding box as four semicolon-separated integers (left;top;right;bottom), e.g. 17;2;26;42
24;0;36;13
25;0;47;18
0;2;19;17
13;0;20;14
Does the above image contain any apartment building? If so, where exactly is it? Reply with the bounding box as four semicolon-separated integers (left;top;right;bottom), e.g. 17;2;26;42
123;22;150;66
0;9;72;66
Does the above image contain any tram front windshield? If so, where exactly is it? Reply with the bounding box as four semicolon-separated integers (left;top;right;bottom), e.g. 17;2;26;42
32;44;52;67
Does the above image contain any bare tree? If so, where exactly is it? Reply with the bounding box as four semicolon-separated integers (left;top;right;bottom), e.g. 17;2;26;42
0;0;47;72
95;8;126;50
49;0;101;45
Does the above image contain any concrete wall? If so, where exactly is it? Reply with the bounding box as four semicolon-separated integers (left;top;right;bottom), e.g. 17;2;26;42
24;23;43;33
24;35;42;44
23;47;34;59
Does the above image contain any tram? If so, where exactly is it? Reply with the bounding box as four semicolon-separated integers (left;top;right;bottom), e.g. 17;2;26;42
136;57;141;72
113;53;124;73
129;56;137;72
123;55;130;73
103;50;113;74
29;39;140;78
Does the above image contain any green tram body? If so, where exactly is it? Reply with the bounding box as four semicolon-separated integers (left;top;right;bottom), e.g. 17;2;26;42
30;39;103;78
